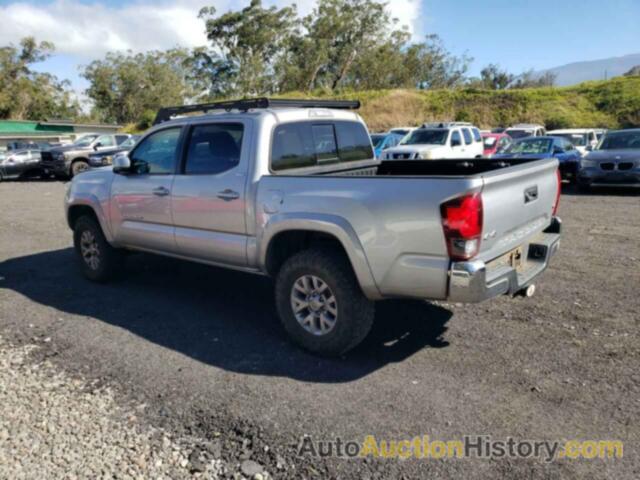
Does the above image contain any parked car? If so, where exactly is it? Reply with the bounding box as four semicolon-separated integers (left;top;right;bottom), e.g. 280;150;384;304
381;124;484;160
505;124;546;139
88;135;141;168
65;98;561;356
481;132;512;157
493;136;581;182
0;148;44;180
547;129;599;155
578;128;640;190
42;133;133;178
370;132;404;158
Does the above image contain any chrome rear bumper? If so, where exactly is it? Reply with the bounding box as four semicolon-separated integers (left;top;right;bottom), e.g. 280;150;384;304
447;217;561;303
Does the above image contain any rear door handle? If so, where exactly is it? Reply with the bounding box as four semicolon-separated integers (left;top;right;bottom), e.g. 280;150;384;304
217;189;240;201
152;186;170;197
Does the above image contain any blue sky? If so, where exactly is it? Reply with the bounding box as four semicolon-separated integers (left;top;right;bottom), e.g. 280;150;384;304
1;0;639;100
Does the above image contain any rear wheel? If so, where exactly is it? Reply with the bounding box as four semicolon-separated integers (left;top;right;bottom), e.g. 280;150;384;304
71;160;89;177
73;215;123;282
275;248;375;356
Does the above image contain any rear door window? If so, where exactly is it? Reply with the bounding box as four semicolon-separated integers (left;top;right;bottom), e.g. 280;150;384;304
462;128;472;145
451;131;462;146
472;128;482;143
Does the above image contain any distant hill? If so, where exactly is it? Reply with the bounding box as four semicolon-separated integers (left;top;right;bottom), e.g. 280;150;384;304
537;53;640;86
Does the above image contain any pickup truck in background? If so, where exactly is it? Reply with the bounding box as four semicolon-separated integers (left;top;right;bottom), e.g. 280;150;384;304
88;135;141;168
42;133;133;178
64;98;562;356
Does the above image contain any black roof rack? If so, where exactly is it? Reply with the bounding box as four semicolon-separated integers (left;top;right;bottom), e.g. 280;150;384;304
153;97;360;125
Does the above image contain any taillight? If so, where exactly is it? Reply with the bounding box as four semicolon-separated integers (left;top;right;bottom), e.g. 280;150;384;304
552;168;561;216
440;192;483;261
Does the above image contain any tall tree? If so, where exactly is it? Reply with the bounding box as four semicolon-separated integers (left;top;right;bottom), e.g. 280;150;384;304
0;37;79;120
199;0;298;96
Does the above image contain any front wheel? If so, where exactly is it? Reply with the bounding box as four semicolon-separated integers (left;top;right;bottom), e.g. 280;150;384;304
275;248;375;356
71;160;89;177
73;215;123;282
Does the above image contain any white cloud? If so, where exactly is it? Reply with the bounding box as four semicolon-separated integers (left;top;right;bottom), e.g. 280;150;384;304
0;0;424;58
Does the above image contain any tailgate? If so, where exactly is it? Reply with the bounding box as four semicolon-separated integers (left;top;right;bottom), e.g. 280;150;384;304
478;158;558;261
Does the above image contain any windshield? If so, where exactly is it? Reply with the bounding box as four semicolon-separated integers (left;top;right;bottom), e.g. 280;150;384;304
506;129;532;139
73;135;99;148
598;131;640;150
502;138;552;155
401;129;448;146
370;134;386;148
553;133;588;146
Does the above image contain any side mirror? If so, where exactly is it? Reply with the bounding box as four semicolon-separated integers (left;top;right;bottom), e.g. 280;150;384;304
93;142;102;151
585;145;593;152
553;147;563;155
112;153;131;174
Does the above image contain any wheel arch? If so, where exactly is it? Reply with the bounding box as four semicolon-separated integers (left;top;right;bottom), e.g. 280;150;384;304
260;213;381;300
66;199;114;243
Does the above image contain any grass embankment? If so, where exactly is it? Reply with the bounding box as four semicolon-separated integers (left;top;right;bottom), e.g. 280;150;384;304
290;76;640;132
124;76;640;133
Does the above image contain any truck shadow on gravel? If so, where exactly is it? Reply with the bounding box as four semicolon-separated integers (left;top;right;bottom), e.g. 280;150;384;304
0;248;452;383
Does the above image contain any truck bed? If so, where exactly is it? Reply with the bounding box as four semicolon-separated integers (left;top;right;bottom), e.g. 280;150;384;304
257;157;559;301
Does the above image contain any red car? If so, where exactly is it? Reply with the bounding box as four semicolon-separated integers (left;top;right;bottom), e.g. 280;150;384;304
481;133;512;157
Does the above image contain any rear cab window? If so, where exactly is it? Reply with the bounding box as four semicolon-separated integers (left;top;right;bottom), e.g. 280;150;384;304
271;120;373;172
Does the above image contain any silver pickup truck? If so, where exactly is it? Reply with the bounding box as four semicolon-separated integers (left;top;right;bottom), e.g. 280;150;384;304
64;98;562;356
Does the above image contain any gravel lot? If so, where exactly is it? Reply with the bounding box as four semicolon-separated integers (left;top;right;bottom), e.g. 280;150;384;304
0;179;638;479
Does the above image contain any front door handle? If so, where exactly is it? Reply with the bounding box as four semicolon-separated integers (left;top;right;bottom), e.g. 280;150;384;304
217;189;240;201
152;186;170;197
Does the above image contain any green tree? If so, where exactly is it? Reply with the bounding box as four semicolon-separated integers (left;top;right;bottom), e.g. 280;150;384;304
0;37;79;120
479;64;514;90
82;49;193;124
199;0;298;96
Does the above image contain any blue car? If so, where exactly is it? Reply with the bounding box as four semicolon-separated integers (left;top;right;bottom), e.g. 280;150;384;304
371;132;404;159
492;136;582;182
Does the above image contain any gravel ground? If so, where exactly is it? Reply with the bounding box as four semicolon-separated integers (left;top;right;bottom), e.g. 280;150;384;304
0;179;639;479
0;336;241;479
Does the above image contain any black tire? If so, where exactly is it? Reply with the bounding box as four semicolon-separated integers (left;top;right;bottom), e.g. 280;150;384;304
275;247;375;356
73;215;123;282
71;160;89;177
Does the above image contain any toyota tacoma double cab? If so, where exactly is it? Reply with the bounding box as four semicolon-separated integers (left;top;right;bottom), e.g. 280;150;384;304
65;98;562;356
